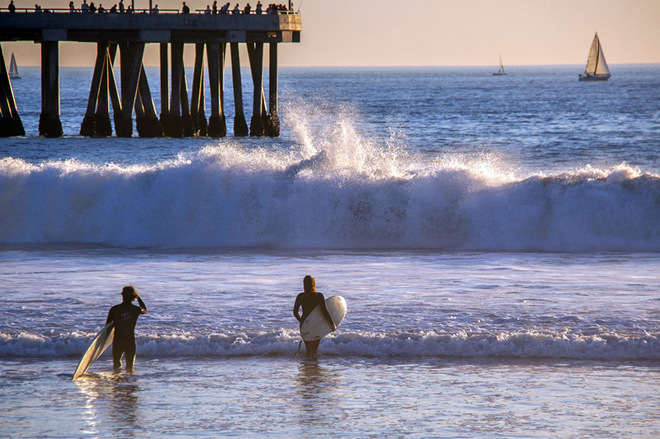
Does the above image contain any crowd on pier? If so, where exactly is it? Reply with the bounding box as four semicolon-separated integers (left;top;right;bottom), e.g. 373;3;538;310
5;0;294;14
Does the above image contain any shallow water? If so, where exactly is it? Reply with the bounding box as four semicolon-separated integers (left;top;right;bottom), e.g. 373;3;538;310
2;357;658;438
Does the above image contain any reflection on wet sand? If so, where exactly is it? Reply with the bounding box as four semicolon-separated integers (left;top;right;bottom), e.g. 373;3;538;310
74;372;140;436
295;359;344;429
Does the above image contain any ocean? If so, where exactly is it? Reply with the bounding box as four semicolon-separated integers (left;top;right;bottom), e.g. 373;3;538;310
1;64;659;437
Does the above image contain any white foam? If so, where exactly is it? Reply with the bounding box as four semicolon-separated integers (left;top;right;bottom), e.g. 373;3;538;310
1;329;657;361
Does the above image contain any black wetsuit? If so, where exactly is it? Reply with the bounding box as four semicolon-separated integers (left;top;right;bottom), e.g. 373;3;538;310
106;298;146;370
293;292;327;326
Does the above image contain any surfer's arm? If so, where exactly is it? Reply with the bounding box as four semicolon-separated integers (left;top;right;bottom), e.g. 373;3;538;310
137;296;147;314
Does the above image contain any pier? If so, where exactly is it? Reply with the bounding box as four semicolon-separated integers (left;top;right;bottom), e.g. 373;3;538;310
0;9;301;137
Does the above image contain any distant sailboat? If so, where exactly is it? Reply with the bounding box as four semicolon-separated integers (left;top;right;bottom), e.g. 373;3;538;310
9;52;21;80
492;54;507;76
579;32;610;81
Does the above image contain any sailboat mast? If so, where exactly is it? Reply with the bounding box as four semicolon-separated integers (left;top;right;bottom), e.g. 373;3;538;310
594;34;600;73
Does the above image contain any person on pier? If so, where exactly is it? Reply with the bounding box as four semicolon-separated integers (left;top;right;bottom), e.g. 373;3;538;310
151;4;158;13
220;2;229;13
204;4;211;13
69;1;74;12
212;0;217;14
80;0;88;12
255;1;262;14
119;0;124;12
243;2;251;14
181;1;190;13
88;2;96;12
8;0;16;13
232;2;239;14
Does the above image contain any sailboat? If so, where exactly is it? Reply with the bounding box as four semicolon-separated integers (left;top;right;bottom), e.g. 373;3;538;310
9;52;20;80
492;54;507;76
579;32;610;81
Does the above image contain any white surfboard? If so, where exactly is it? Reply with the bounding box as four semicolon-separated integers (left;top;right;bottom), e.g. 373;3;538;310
300;295;347;342
73;322;114;380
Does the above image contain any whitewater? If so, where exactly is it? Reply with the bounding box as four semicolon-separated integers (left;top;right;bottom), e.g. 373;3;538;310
1;65;659;437
1;144;658;251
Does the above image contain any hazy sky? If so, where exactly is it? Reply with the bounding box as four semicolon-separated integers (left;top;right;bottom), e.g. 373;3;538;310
5;0;660;67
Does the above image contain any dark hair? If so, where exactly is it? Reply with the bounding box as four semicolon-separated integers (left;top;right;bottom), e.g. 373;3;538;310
122;285;137;300
303;275;316;294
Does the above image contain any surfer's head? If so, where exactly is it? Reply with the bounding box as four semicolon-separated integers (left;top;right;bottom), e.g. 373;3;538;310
122;285;138;302
303;275;316;294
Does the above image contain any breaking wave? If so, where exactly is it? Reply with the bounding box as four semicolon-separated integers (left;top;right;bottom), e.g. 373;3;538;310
1;114;659;252
1;329;657;361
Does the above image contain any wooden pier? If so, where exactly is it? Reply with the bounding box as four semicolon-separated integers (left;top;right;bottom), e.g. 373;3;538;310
0;10;301;137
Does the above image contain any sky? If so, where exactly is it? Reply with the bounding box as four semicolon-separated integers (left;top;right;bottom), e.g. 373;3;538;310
4;0;660;67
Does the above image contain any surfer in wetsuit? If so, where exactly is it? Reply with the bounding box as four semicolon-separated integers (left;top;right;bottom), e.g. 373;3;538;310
293;275;335;359
106;285;147;372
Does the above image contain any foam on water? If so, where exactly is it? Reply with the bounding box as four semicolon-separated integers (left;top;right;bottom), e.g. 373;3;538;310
1;328;657;361
1;115;658;252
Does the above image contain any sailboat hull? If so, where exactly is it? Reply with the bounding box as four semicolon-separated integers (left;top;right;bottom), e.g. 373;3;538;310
579;74;610;81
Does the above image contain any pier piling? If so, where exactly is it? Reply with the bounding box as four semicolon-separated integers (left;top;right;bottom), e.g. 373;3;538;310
230;42;248;137
39;41;62;138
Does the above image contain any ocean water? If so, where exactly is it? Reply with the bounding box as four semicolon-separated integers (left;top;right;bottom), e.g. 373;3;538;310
1;64;659;437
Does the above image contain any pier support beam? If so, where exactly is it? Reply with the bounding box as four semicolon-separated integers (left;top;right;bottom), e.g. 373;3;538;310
0;44;25;137
135;65;163;137
267;42;280;137
191;43;207;136
94;45;112;137
206;42;226;137
159;43;170;134
167;42;184;137
116;41;145;137
80;42;106;136
247;42;265;137
230;42;248;136
39;41;63;137
107;44;122;133
179;59;194;137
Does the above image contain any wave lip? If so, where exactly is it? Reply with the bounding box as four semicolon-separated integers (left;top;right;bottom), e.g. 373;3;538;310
1;330;658;361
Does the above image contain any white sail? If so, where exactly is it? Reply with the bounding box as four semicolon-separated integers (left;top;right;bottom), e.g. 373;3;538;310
595;40;610;76
584;34;600;75
9;52;20;79
580;32;610;81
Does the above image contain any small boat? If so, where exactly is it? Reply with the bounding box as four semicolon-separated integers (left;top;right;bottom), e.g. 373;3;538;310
579;32;610;81
9;52;21;80
492;54;507;76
